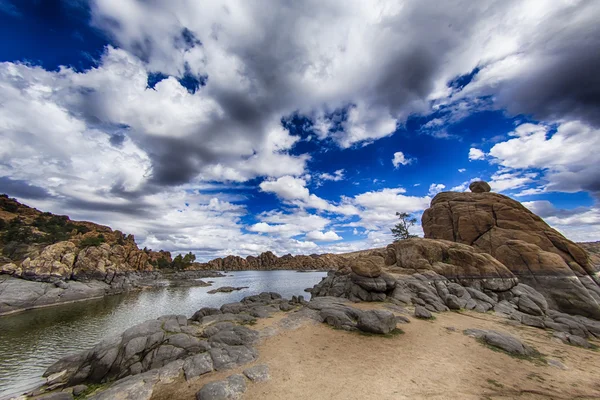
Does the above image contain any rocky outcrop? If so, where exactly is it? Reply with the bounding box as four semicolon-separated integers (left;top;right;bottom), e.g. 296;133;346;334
385;238;517;291
421;183;600;319
307;296;398;334
35;292;301;399
194;251;351;271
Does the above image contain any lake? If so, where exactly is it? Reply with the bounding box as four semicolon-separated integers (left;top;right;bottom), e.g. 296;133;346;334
0;270;327;399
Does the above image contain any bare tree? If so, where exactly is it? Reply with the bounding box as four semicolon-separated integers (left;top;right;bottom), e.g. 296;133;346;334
391;212;417;241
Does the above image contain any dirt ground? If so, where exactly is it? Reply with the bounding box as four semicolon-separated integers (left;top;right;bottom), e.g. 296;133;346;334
152;305;600;400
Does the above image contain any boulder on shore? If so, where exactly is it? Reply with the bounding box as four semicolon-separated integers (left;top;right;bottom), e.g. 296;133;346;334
422;184;600;319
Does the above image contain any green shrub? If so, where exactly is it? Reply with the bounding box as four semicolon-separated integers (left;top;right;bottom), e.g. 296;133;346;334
79;234;106;248
171;252;196;270
0;218;38;243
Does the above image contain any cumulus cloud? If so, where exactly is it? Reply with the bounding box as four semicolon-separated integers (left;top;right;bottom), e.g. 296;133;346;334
468;148;485;161
488;121;600;196
1;0;599;257
392;151;413;168
523;200;600;242
306;230;343;242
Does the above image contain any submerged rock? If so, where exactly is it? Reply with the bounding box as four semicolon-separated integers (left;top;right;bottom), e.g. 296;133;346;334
207;286;249;294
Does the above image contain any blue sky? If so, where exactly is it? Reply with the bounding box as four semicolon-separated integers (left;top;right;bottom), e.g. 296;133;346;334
0;0;599;260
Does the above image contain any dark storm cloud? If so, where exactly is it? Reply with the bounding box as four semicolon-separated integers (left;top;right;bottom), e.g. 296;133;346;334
0;177;51;200
63;196;154;217
471;0;600;128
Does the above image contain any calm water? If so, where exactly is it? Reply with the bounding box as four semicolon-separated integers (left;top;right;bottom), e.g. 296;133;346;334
0;270;326;399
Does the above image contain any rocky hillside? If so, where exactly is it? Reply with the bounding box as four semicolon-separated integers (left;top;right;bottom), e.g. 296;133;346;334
0;194;172;281
192;250;380;271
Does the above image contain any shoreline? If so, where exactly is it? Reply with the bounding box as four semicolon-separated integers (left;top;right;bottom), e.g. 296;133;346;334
0;293;108;317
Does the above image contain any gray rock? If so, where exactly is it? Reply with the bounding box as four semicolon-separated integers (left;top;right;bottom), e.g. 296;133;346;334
518;295;543;316
414;305;433;319
357;310;397;334
279;302;295;311
464;329;536;356
444;294;462;310
567;335;592;348
184;353;214;380
44;314;194;387
200;313;256;326
71;385;88;396
520;314;545;329
552;331;569;343
196;374;247;400
545;321;571;333
465;287;496;306
167;333;208;352
511;284;548;313
395;315;411;324
220;302;246;314
208;326;259;347
209;346;258;370
192;308;222;321
243;364;270;382
493;301;515;316
319;307;360;331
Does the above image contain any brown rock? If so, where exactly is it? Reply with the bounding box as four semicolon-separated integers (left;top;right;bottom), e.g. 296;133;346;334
20;241;78;279
349;256;384;278
387;238;517;291
0;262;22;276
469;181;491;193
422;191;600;318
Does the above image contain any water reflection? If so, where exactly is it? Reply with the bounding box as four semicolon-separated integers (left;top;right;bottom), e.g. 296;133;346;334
0;270;326;399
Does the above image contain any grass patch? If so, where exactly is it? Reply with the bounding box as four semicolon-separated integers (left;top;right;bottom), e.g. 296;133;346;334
486;379;504;388
74;383;110;399
240;319;257;326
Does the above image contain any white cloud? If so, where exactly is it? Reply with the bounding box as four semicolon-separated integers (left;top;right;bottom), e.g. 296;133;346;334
428;183;446;196
1;0;598;259
306;230;343;242
523;200;600;242
317;169;345;185
488;121;600;195
488;170;536;193
392;151;413;168
458;168;466;173
259;176;310;201
468;148;486;161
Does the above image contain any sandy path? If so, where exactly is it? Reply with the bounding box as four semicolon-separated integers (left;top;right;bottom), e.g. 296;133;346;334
153;307;600;400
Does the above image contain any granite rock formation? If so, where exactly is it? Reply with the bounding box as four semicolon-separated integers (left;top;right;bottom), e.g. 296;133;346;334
38;292;303;399
422;184;600;318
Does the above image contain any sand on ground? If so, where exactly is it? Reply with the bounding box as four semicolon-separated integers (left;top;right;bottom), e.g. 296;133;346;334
152;304;600;400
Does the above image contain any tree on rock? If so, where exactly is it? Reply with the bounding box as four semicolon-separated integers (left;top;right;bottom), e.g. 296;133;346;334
391;212;417;241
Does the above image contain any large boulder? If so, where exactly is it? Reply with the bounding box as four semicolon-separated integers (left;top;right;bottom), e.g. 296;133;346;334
386;238;517;291
422;188;600;319
20;242;78;280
